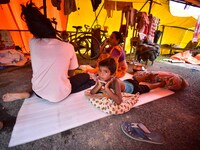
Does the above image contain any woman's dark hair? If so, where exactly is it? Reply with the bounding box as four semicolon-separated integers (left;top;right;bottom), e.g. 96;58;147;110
99;57;117;75
112;31;123;44
21;2;56;38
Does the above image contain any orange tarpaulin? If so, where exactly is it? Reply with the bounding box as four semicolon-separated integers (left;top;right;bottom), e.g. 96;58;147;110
0;0;67;53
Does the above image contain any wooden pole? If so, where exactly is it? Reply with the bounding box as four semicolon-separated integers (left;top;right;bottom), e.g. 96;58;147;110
91;3;104;29
43;0;47;18
148;0;153;14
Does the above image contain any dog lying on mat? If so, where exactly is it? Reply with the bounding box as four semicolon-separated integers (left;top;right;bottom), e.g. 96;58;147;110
136;40;160;65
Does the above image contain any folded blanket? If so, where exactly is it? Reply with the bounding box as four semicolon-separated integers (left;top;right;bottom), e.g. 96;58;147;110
0;49;27;66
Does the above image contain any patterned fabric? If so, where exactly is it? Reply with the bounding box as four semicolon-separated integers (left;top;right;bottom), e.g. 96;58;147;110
137;12;149;35
147;14;160;43
85;90;139;115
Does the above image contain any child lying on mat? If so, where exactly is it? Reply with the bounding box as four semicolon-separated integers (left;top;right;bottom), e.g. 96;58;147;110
132;71;189;91
90;58;165;105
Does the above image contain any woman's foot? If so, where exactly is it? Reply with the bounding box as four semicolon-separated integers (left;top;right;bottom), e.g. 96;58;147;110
2;92;30;102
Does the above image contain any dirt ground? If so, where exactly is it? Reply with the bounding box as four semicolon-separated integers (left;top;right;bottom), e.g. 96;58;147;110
0;55;200;150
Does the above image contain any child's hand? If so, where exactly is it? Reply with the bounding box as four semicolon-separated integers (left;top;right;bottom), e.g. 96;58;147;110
105;77;114;89
97;80;106;89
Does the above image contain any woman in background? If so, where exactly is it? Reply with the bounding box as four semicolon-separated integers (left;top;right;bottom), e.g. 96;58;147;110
86;31;128;78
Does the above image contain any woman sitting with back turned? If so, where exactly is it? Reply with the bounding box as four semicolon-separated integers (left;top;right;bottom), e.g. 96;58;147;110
86;31;128;78
2;2;95;102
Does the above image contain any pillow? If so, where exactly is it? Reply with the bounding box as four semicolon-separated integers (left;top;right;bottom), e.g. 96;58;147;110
85;90;139;115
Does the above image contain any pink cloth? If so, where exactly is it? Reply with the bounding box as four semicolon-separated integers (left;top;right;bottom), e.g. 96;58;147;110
192;16;200;43
30;38;78;102
195;54;200;60
170;50;200;65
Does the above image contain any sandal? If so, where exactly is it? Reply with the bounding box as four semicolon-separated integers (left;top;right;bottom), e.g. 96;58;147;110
121;122;164;144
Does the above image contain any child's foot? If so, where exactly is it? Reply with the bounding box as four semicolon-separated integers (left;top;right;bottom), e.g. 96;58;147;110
2;92;30;102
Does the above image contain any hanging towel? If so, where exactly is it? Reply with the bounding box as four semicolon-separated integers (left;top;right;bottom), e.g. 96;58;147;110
64;0;77;15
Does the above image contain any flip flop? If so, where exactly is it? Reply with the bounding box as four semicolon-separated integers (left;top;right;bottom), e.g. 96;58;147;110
121;122;164;144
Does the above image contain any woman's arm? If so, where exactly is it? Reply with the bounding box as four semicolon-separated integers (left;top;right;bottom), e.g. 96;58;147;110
68;69;75;77
104;78;123;105
99;39;109;54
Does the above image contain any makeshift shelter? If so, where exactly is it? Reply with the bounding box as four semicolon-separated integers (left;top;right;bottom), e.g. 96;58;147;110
0;0;199;54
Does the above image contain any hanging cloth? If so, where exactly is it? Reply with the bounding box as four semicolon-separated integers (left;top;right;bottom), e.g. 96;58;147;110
136;12;149;40
192;16;200;43
104;0;115;18
64;0;77;15
91;0;102;12
147;14;160;43
116;2;133;11
51;0;61;10
128;8;136;27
